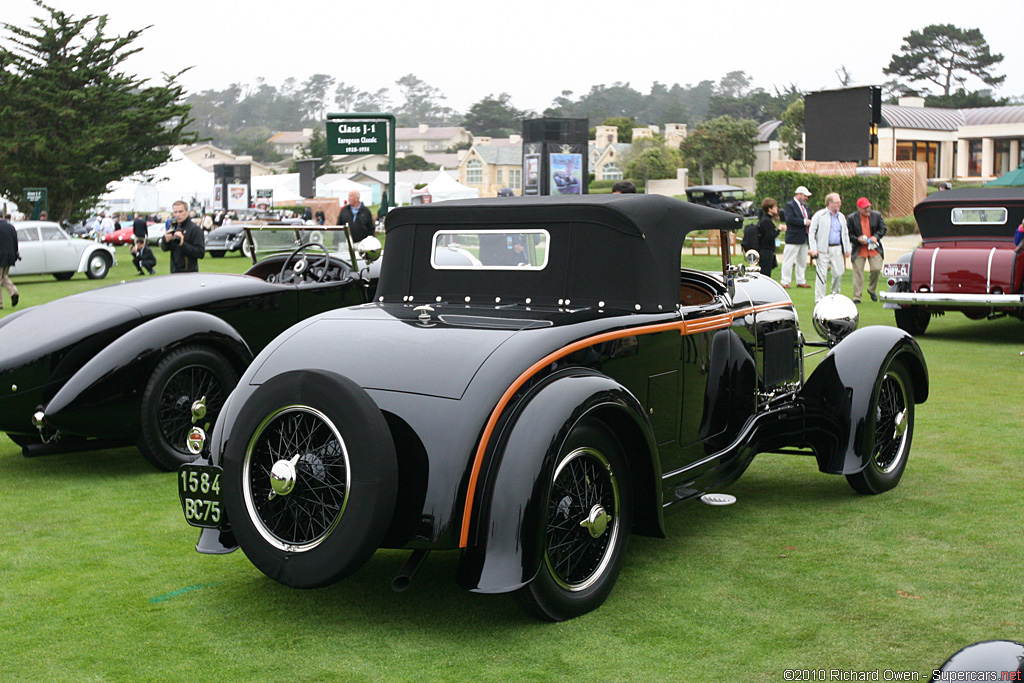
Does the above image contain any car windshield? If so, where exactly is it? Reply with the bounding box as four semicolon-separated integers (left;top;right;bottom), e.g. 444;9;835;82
430;229;549;270
245;226;307;256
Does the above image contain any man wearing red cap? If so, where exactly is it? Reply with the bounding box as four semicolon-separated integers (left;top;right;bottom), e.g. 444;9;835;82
846;197;887;303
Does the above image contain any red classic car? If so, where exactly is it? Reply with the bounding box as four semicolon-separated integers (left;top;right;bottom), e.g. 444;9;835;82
103;222;164;246
880;188;1024;334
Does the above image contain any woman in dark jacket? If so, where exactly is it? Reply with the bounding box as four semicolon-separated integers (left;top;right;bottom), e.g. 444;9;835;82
753;198;781;278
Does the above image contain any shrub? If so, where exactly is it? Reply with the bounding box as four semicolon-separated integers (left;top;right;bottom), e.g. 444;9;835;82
885;215;918;236
755;171;891;216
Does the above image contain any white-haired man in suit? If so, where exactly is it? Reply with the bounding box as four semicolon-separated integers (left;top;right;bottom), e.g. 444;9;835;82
808;192;851;302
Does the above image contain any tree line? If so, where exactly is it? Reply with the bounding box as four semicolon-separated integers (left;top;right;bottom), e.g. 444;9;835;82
184;70;804;165
0;3;1013;221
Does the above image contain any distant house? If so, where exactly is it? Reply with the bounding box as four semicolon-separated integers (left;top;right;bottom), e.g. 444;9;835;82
589;124;687;182
179;143;273;176
396;124;471;158
590;125;631;181
268;129;313;158
781;98;1024;182
458;136;523;197
874;99;1024;181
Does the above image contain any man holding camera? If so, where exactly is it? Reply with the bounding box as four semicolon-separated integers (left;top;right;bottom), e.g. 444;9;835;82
160;200;205;273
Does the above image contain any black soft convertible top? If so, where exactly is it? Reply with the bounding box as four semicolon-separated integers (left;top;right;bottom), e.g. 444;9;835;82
378;194;741;312
915;187;1024;241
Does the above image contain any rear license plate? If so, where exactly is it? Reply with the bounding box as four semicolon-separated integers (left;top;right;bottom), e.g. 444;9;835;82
883;263;909;278
179;463;224;529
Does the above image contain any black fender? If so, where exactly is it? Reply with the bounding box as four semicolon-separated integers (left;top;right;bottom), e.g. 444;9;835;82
457;369;662;594
44;311;253;434
799;325;928;475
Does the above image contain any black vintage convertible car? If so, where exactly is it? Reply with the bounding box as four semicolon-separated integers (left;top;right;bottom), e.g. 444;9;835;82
179;195;928;621
0;226;381;470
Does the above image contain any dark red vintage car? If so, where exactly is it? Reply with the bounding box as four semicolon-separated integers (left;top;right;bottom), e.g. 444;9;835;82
880;188;1024;334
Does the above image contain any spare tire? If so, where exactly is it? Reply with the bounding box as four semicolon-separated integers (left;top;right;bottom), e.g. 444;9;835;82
221;370;397;589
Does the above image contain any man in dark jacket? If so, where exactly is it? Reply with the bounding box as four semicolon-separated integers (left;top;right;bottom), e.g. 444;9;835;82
132;213;148;242
131;236;157;275
846;197;887;303
780;186;813;289
335;190;375;247
159;201;205;273
0;215;19;308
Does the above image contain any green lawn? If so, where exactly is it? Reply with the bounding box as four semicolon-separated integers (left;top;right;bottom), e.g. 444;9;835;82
1;248;1021;681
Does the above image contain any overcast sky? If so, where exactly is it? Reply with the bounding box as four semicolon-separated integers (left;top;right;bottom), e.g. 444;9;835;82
5;0;1022;116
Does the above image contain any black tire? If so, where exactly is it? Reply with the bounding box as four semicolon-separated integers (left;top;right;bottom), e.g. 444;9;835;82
209;250;225;258
137;345;239;471
846;358;915;495
53;272;74;281
221;370;397;589
85;252;111;280
514;421;632;621
894;307;929;335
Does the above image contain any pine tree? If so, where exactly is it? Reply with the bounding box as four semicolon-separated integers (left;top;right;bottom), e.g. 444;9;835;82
0;2;197;220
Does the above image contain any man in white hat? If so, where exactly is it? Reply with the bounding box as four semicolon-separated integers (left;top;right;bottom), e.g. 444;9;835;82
780;186;813;289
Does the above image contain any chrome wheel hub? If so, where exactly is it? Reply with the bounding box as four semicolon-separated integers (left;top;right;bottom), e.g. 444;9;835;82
580;504;610;539
893;408;908;438
269;453;301;498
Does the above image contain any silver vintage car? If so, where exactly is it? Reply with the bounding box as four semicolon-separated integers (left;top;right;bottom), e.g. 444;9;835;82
10;221;116;280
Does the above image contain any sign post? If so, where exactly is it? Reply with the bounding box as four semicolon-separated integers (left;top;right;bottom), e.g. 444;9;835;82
326;113;395;214
24;187;48;219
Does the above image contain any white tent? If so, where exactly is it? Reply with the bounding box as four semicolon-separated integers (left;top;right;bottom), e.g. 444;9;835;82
422;170;478;202
100;147;214;211
323;177;373;205
251;173;334;205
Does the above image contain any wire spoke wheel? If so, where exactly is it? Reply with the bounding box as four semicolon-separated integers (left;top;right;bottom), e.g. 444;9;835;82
545;447;619;591
138;345;238;471
846;358;915;495
872;370;910;473
158;364;229;456
515;421;632;621
243;406;350;552
222;370;397;589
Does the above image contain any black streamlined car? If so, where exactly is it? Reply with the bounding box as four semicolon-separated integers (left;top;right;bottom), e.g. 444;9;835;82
180;194;928;621
0;227;380;470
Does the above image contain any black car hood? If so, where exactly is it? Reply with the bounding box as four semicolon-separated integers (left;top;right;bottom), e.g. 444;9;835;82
0;274;278;373
0;299;142;377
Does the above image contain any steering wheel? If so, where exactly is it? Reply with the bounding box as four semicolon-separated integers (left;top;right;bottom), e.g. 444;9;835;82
278;242;332;284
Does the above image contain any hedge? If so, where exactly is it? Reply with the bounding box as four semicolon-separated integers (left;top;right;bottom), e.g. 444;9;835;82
589;179;647;191
885;215;919;236
754;171;891;216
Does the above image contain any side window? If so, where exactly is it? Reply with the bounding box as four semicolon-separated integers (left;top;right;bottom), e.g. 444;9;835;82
17;227;39;242
950;207;1008;225
40;226;63;240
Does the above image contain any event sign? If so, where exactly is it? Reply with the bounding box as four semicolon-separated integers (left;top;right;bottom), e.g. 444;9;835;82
326;121;388;155
227;184;248;211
